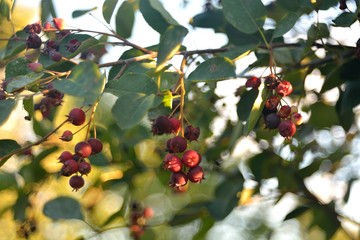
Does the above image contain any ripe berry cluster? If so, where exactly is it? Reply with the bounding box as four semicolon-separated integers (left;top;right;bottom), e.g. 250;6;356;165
151;115;205;192
129;202;154;240
57;108;103;191
34;83;64;119
24;19;81;62
245;74;303;139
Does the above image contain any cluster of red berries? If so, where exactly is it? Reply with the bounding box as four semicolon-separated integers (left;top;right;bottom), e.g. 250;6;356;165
129;202;154;240
24;19;81;62
245;74;303;139
34;83;64;119
57;108;103;191
151;115;205;192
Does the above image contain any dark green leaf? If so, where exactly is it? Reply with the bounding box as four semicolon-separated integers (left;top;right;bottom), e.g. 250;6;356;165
102;0;118;23
307;23;329;42
6;73;43;93
248;150;282;181
297;160;322;178
169;201;209;226
224;24;263;46
0;171;17;190
192;216;215;240
222;0;266;34
1;30;27;60
139;0;179;34
243;84;270;135
0;99;16;126
72;7;97;18
53;61;105;106
309;102;339;129
115;1;135;38
23;97;34;121
187;57;235;82
237;89;259;121
0;0;13;20
190;9;226;31
340;58;360;81
273;12;301;38
336;90;354;132
332;12;357;27
41;0;57;23
5;57;30;79
311;203;340;239
43;197;83;220
284;206;310;220
320;64;342;93
156;25;188;72
13;190;29;221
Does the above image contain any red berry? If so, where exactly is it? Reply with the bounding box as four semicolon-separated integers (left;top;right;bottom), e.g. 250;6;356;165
87;138;103;154
187;166;205;183
78;161;92;175
163;153;182;172
151;115;171;135
68;108;86;126
58;151;73;163
69;175;85;191
265;113;280;129
49;50;62;62
53;18;65;30
277;105;291;119
245;76;261;89
275;80;293;97
291;112;303;125
61;159;78;176
169;136;187;153
60;130;73;142
184;125;200;142
43;22;53;30
143;207;154;219
265;96;280;111
166;138;174;153
75;141;92;158
169;171;188;189
278;120;296;139
28;62;43;73
181;150;201;168
169;118;180;133
66;39;81;53
26;34;42;49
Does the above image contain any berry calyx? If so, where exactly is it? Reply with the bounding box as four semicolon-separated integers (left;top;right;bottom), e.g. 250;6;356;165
78;161;92;176
163;153;182;172
60;130;73;142
87;138;103;154
275;80;293;97
169;136;187;153
181;150;201;168
74;141;92;158
69;175;85;191
184;125;200;142
278;120;296;139
68;108;86;126
187;166;205;183
61;159;79;176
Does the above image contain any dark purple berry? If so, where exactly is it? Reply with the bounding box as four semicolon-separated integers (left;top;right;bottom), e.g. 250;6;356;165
78;161;92;175
265;96;280;111
68;108;86;126
265;113;281;129
26;34;42;49
74;141;92;158
58;151;73;163
66;39;81;53
265;74;280;89
169;136;187;153
245;76;261;89
169;118;180;133
49;51;62;62
87;138;103;154
184;125;200;142
60;130;73;141
0;90;6;100
278;120;296;139
151;115;172;135
61;159;79;176
278;105;291;119
187;166;205;183
69;175;85;191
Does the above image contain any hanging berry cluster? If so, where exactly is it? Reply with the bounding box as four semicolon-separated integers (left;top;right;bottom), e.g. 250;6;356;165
246;74;303;139
57;108;103;191
129;201;154;240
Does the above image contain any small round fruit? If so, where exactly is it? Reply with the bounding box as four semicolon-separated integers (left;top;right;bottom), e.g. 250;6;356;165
275;80;293;97
78;161;92;175
291;112;303;125
265;96;280;111
53;18;65;30
49;51;62;62
181;150;201;168
277;105;291;119
265;113;281;129
169;136;187;153
143;207;154;219
74;141;92;158
58;151;73;163
163;153;182;172
26;34;42;49
87;138;103;154
278;120;296;139
265;74;280;89
61;159;79;176
151;115;171;135
184;125;200;142
245;76;261;89
169;171;188;188
69;175;85;191
60;130;73;142
169;118;180;133
187;166;205;183
68;108;86;126
28;62;43;73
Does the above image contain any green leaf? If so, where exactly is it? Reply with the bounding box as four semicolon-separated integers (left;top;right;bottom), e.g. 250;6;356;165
23;97;34;121
0;0;13;20
307;23;329;43
336;90;354;132
43;197;83;220
189;9;226;32
0;99;16;126
1;30;27;61
41;0;57;23
193;216;215;240
320;64;342;93
222;0;266;34
332;12;357;27
6;73;43;93
243;84;270;135
5;58;31;79
72;7;97;18
169;202;209;226
0;171;17;190
139;0;179;34
187;57;235;82
0;139;20;164
248;150;282;181
102;0;118;23
309;102;339;129
116;1;135;38
53;61;105;106
156;25;188;72
284;206;310;220
237;89;259;121
105;73;157;129
311;203;340;239
13;190;29;221
273;12;301;38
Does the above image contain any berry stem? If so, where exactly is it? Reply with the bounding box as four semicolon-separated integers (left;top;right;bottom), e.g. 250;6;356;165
85;101;100;141
178;56;187;137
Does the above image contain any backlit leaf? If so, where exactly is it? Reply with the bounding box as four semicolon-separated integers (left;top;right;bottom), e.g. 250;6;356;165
115;1;135;38
102;0;118;23
43;197;83;220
